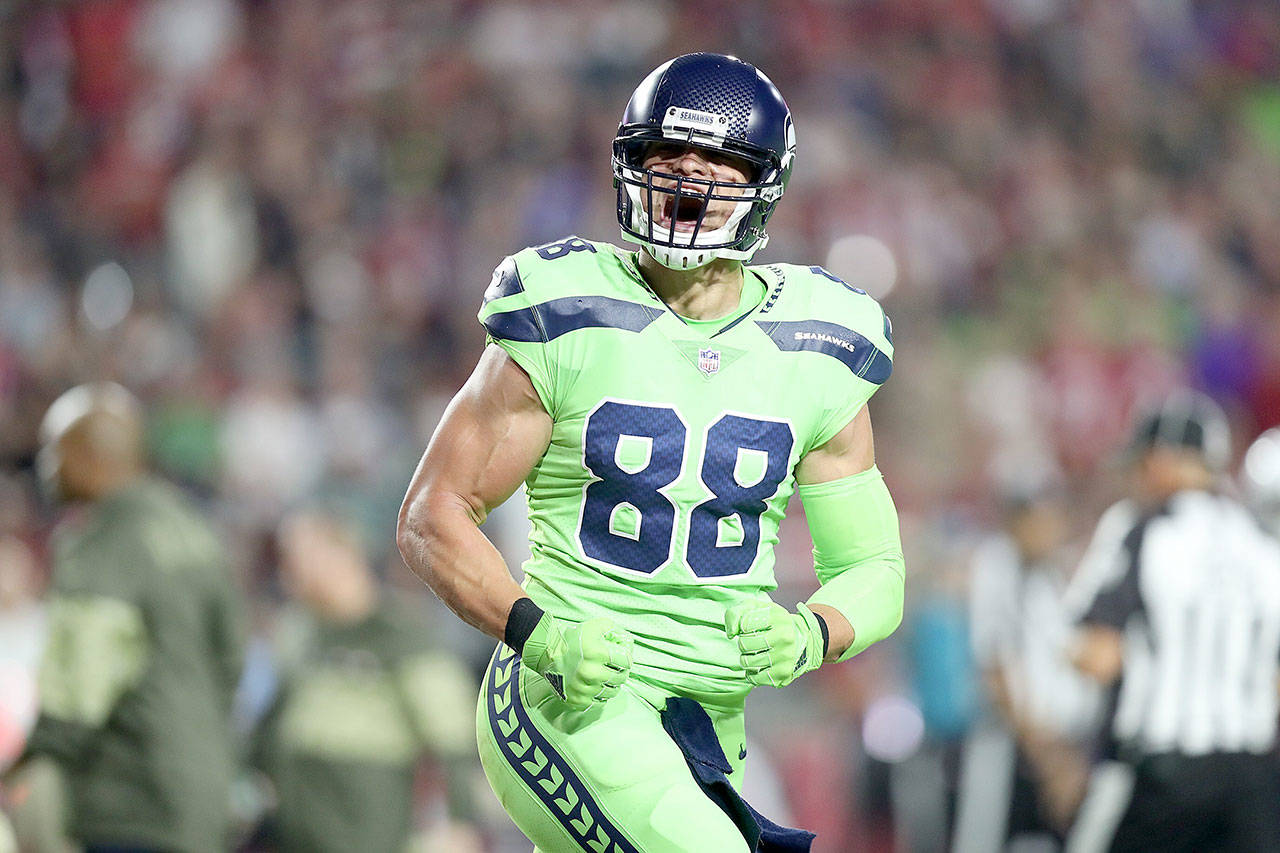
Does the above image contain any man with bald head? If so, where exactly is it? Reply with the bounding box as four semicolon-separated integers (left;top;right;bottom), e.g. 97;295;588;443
35;382;147;505
14;382;244;853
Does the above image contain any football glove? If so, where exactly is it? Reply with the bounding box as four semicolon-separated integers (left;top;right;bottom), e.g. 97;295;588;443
520;615;634;710
725;600;825;688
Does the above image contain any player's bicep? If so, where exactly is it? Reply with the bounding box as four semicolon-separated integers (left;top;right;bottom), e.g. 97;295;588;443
403;345;552;525
795;404;875;485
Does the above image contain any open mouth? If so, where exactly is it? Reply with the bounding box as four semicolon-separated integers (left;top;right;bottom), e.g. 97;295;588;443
658;195;709;232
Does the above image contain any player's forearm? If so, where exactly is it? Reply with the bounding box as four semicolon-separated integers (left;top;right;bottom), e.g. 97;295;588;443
807;604;854;662
799;465;906;661
396;490;526;642
806;557;904;660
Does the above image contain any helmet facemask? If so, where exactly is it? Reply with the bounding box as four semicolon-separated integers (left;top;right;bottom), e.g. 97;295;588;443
613;134;786;270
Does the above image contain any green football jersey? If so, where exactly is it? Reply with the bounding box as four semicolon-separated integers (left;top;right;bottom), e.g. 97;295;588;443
478;236;893;712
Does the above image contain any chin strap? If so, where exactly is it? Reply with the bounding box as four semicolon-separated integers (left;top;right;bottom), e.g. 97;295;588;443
647;243;716;270
639;232;769;270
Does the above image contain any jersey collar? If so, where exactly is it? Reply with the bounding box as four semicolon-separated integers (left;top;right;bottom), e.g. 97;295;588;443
610;245;779;339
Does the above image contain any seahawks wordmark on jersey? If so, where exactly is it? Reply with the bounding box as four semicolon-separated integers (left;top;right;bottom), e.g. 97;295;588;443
479;237;893;712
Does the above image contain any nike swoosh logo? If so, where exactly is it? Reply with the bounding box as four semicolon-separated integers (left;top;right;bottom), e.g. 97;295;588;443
738;745;747;760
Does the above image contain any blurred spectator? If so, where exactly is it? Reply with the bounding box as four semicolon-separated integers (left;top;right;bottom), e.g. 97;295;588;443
219;373;325;524
0;534;44;771
957;489;1101;853
247;510;479;853
889;562;974;853
6;382;244;853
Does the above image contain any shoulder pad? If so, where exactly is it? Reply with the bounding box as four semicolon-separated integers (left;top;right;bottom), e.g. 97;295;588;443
753;263;894;385
482;237;617;307
795;264;892;342
478;237;661;344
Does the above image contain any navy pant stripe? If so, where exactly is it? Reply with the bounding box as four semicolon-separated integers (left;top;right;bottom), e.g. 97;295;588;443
486;646;642;853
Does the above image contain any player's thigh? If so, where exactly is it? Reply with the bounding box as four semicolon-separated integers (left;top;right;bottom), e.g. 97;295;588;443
476;646;750;853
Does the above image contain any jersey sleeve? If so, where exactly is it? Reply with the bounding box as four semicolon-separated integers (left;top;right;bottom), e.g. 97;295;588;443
1077;513;1148;630
476;253;562;416
802;269;895;449
1063;500;1138;620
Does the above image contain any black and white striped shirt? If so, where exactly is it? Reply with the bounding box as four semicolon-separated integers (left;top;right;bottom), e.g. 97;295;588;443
1076;490;1280;757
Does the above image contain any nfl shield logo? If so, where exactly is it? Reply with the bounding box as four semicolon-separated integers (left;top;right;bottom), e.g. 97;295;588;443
698;348;721;376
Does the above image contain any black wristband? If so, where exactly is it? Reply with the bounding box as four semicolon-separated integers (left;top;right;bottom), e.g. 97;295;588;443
504;597;546;655
812;611;830;658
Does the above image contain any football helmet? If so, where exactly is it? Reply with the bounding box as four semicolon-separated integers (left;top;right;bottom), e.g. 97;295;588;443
613;53;795;270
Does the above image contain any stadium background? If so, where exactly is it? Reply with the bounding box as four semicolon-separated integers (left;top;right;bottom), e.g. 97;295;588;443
1;0;1279;850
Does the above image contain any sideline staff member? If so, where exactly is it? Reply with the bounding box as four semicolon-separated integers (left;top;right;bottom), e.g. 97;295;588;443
252;511;478;852
11;383;244;853
1071;392;1280;852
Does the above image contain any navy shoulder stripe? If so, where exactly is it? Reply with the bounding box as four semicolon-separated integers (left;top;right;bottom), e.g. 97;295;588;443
756;319;892;384
483;256;525;305
808;265;867;295
484;305;544;342
484;296;660;343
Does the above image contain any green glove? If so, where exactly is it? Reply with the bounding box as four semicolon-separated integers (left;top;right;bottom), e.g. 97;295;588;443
521;615;634;710
725;600;825;687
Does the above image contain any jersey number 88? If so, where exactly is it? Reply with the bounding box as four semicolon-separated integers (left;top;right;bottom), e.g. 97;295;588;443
579;401;793;579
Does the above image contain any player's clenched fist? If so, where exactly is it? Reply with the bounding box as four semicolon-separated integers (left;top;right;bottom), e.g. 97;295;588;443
521;615;634;709
726;600;825;688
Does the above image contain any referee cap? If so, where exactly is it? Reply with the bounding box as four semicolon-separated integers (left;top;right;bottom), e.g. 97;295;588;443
1129;390;1231;472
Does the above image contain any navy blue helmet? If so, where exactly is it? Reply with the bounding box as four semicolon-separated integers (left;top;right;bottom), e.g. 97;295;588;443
613;53;796;269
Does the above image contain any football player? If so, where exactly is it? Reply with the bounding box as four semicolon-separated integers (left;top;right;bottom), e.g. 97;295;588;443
398;53;905;852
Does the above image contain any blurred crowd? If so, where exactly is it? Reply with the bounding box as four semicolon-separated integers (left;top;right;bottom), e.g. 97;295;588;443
1;0;1279;851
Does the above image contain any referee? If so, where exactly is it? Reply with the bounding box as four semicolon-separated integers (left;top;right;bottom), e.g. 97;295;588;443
1069;391;1280;852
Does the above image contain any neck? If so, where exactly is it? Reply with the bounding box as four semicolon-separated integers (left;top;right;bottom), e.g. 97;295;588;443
637;250;745;321
85;467;142;503
1153;476;1214;502
1142;456;1215;504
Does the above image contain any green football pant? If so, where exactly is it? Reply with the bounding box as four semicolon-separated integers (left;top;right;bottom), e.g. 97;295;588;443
476;644;753;853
